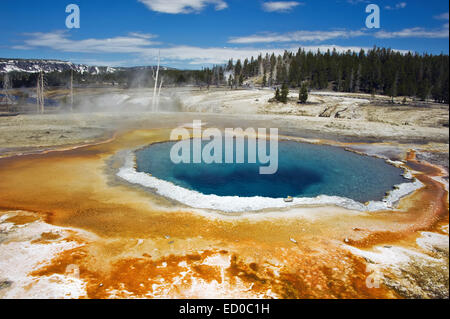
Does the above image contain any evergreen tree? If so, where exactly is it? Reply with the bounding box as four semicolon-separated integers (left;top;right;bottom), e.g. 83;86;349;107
280;84;289;103
4;48;448;104
228;75;233;89
417;79;430;101
299;82;308;103
274;88;280;101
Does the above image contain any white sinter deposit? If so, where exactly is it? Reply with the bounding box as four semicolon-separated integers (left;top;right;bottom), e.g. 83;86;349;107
0;212;90;299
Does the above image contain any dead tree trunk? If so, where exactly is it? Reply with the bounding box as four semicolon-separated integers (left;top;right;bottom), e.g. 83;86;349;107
70;69;74;112
152;51;161;112
36;73;41;113
3;73;12;112
157;76;164;108
36;71;44;114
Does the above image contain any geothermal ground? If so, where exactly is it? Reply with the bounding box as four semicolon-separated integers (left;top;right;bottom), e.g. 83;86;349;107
0;88;448;299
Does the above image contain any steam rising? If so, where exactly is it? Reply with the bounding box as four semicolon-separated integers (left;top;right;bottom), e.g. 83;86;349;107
71;89;182;113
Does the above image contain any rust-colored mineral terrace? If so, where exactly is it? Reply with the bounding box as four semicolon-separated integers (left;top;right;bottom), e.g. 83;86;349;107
0;129;448;299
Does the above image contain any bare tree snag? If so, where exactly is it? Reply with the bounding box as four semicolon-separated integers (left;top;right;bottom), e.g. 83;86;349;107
152;50;161;112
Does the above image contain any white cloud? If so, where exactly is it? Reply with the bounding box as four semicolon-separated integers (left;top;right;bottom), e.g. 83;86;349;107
434;12;449;20
141;45;380;65
229;30;366;44
16;31;159;53
137;0;227;14
346;0;369;4
127;32;156;39
70;59;132;67
262;1;304;13
13;31;384;66
385;2;407;10
377;10;450;39
375;26;449;39
230;20;450;44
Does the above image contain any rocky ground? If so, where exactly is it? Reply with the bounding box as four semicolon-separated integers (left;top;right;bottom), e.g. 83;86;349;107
1;87;449;152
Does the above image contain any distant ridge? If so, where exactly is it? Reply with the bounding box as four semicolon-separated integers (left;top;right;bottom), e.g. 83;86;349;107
0;58;117;75
0;58;175;75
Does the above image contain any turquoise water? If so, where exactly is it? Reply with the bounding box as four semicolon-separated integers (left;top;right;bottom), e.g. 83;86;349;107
135;140;408;203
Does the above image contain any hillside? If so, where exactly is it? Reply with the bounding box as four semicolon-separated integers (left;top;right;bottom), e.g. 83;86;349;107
0;58;118;75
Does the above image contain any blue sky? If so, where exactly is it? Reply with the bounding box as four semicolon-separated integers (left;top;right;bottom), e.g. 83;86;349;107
1;0;448;69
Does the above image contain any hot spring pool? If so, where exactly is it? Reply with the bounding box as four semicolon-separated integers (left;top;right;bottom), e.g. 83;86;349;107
134;140;409;204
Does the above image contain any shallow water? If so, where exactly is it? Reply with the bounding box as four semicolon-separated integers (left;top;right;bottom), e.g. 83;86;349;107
135;140;408;203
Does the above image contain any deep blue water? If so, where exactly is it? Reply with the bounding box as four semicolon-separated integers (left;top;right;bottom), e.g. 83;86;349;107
135;140;408;203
